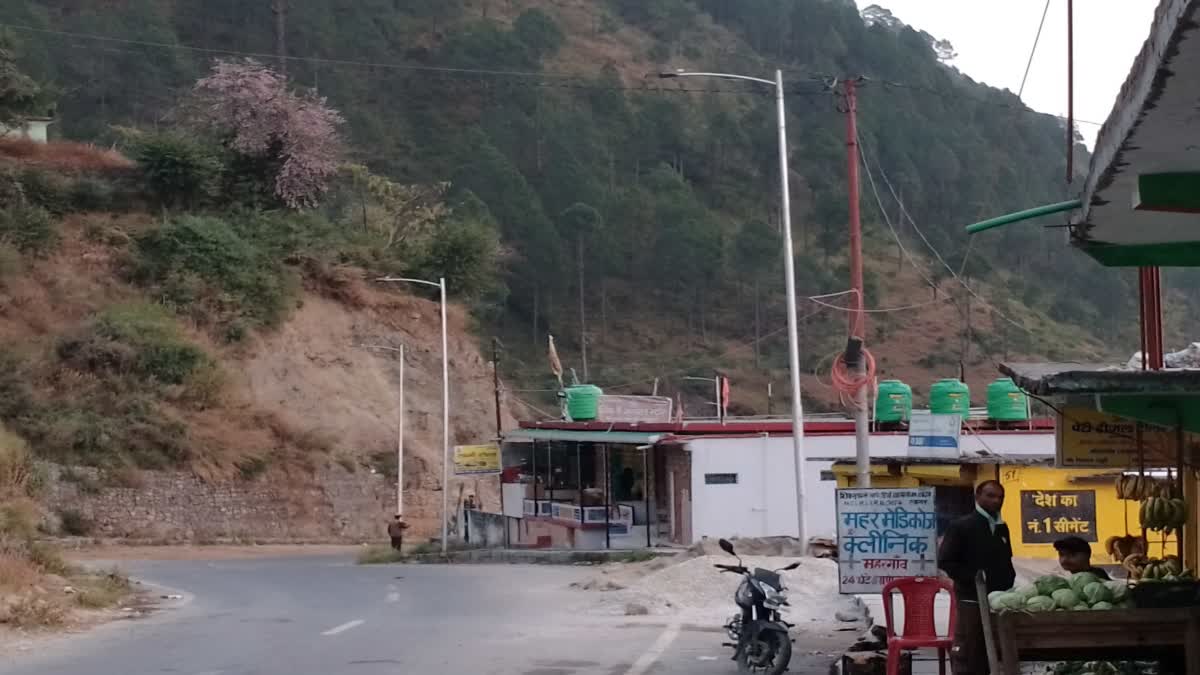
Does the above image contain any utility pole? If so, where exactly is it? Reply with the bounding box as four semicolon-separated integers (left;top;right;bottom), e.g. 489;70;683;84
578;235;589;382
270;0;288;74
492;338;503;438
842;78;871;488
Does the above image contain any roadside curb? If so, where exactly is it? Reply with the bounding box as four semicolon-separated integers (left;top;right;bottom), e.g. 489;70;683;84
396;548;678;565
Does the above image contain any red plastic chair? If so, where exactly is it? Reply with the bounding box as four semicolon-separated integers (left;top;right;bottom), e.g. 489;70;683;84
881;576;957;675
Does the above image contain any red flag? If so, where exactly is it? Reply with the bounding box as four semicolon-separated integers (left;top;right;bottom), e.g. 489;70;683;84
721;376;730;415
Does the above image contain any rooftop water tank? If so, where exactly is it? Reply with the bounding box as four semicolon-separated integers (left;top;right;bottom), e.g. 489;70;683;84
875;380;913;423
930;378;970;419
987;377;1029;421
565;384;603;421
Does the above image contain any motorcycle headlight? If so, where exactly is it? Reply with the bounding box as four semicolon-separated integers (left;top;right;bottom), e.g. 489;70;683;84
762;585;788;607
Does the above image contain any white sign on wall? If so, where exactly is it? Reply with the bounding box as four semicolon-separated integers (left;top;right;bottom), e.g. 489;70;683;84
907;411;962;459
836;487;939;594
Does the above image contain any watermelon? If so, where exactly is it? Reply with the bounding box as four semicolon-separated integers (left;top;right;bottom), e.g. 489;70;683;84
1105;581;1130;604
1069;571;1101;594
1090;601;1114;610
1036;575;1071;596
1013;583;1039;601
990;592;1026;611
1051;588;1081;610
1026;595;1056;612
1083;581;1113;605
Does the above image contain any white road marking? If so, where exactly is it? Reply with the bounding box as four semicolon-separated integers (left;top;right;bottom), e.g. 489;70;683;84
386;592;400;603
624;623;680;675
321;619;365;636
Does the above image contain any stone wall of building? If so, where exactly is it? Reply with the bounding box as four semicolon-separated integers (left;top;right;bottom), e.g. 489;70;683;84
39;463;398;543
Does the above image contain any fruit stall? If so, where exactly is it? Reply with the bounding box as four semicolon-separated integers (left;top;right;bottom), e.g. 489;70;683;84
978;566;1200;675
976;361;1200;674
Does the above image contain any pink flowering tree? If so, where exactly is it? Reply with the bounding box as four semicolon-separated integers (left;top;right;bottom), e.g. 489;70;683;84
190;58;344;209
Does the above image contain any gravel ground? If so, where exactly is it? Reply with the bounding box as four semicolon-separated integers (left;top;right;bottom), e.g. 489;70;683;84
573;538;857;628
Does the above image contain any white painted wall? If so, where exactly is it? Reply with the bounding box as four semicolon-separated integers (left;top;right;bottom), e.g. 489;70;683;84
1;120;51;143
685;430;1054;544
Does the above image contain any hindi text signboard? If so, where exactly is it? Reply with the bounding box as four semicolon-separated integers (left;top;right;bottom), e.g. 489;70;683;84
836;488;938;594
596;395;673;423
1056;405;1177;468
1019;489;1097;543
453;443;501;475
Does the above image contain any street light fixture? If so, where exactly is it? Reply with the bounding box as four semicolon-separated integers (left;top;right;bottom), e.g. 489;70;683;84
658;68;809;546
377;276;451;554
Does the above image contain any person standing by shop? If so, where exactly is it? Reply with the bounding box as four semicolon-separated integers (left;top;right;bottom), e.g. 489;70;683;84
938;480;1016;675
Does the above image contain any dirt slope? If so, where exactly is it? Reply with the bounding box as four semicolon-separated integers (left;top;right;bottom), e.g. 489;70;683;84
241;284;518;539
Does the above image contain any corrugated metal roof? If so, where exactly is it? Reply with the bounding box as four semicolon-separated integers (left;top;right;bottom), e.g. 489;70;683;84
1000;361;1200;396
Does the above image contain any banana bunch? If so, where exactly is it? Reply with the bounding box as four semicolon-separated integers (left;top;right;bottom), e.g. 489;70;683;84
1125;554;1194;582
1116;474;1163;501
1104;534;1147;562
1139;496;1189;532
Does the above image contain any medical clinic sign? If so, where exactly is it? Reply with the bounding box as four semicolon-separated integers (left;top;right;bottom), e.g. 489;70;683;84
836;488;938;594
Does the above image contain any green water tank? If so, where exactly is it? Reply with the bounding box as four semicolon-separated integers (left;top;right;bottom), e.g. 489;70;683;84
566;384;603;421
930;378;970;418
987;377;1029;421
875;380;913;423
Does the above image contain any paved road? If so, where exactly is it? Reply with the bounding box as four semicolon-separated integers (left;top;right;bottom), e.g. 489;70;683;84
1;555;848;675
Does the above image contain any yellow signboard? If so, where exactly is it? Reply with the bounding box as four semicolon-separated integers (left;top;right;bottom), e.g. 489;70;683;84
1056;406;1178;467
453;443;501;475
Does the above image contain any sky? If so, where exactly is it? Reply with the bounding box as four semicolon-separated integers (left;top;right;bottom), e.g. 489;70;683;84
854;0;1159;147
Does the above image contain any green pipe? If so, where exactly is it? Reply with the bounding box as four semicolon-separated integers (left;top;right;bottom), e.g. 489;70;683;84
965;199;1083;234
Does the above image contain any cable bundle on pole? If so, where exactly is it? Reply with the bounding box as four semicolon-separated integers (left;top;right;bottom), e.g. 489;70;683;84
830;343;876;407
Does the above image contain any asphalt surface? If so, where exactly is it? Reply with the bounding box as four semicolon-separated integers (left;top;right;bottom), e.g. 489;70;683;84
1;555;848;675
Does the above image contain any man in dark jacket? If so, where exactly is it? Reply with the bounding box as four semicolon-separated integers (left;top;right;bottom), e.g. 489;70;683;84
938;480;1015;675
387;514;409;552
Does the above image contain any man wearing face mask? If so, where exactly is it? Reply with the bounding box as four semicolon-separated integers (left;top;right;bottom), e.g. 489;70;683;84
938;480;1016;675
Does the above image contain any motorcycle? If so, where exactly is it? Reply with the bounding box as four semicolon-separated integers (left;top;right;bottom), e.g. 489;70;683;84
715;538;801;675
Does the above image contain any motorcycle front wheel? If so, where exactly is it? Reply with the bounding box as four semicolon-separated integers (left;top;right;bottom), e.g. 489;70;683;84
735;631;792;675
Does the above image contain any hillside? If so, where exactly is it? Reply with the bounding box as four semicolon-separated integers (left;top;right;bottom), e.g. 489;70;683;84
0;0;1192;510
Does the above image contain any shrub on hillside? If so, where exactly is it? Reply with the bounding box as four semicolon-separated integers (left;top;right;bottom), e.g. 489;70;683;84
0;204;56;254
21;393;192;470
0;424;38;501
57;302;213;385
411;197;501;298
131;216;296;331
67;176;115;212
17;168;71;214
0;165;24;205
0;243;22;281
122;129;222;209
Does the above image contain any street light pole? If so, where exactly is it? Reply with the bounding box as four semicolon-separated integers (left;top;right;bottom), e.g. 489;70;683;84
354;342;406;517
377;276;452;554
398;343;405;516
660;69;808;546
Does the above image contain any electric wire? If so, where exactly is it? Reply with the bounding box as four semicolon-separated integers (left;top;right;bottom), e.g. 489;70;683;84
1019;0;1054;100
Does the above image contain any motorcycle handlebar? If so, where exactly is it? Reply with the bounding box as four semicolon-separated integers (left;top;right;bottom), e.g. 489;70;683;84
713;563;748;574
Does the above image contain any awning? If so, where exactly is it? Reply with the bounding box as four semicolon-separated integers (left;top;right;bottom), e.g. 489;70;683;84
501;428;667;445
1001;362;1200;396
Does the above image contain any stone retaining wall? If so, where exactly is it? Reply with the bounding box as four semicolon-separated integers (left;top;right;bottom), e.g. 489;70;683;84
39;463;396;543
